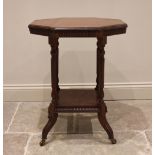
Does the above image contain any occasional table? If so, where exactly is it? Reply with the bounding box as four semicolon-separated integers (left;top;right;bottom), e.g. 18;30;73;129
28;18;127;146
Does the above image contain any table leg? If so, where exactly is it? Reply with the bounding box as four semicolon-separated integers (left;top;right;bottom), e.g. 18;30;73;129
40;35;59;146
97;35;116;144
40;104;58;146
56;42;60;91
95;45;99;90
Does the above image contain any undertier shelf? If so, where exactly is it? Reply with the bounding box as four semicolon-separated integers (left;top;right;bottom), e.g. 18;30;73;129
56;89;99;112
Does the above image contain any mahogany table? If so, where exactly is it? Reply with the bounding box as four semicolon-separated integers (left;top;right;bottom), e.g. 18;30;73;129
28;18;127;146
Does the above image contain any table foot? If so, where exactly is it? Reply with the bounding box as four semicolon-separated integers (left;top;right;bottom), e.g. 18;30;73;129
98;102;116;144
40;139;46;146
40;102;58;146
110;138;117;144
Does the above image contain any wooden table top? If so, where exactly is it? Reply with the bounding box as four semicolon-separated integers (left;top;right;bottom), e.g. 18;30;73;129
29;17;127;29
28;17;127;36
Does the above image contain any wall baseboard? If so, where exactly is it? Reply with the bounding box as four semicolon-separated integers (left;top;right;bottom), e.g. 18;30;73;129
3;83;152;102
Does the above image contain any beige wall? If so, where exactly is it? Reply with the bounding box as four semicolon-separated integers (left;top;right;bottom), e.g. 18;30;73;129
4;0;152;87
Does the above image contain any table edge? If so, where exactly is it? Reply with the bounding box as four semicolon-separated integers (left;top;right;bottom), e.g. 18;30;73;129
28;24;128;37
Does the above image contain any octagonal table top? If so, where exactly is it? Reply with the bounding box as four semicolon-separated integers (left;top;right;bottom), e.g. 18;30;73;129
28;17;127;36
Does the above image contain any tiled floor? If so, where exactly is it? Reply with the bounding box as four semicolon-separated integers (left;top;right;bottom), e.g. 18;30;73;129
4;100;152;155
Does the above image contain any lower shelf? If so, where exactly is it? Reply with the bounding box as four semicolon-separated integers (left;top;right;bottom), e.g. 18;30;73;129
56;89;99;112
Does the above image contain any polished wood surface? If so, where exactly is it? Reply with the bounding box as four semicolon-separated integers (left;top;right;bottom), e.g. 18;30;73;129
29;17;127;29
57;89;97;108
28;17;127;37
28;17;127;146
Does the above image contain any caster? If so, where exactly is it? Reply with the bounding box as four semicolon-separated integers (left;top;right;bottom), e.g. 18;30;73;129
40;139;46;146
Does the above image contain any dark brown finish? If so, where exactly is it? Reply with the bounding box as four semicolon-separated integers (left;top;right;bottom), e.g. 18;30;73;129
40;103;58;146
28;17;127;37
57;89;98;108
29;18;127;29
28;18;127;146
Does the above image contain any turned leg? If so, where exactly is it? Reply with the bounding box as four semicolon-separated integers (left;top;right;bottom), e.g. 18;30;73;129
95;47;99;90
56;46;60;91
40;34;59;146
96;35;116;144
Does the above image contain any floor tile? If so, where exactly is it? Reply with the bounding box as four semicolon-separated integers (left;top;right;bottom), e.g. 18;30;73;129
26;131;151;155
54;113;95;134
3;133;29;155
123;100;152;130
3;102;18;132
8;102;77;133
92;100;152;132
8;102;49;132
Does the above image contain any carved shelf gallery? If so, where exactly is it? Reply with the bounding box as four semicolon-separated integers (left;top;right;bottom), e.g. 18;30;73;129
28;17;127;146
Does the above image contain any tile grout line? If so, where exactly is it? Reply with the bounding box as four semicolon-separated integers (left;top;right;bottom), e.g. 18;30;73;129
132;130;151;147
6;102;22;133
24;134;32;155
142;130;151;146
